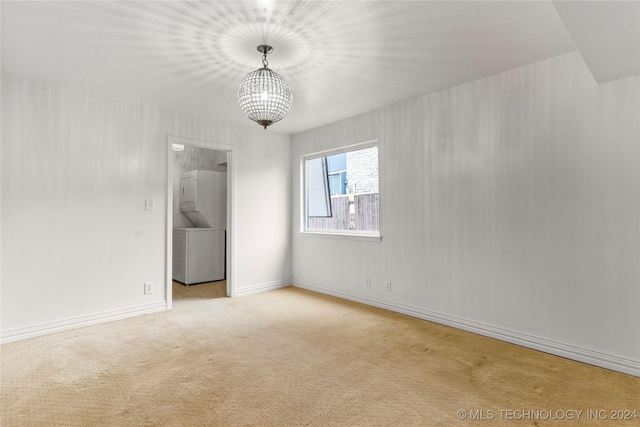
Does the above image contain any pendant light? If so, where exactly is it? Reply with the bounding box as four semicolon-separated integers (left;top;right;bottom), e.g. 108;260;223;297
237;45;293;129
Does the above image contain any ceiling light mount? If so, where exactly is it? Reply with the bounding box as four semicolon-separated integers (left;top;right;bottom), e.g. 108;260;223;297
257;44;273;56
238;44;292;129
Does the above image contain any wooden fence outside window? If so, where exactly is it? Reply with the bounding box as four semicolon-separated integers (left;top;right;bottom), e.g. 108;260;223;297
308;193;378;232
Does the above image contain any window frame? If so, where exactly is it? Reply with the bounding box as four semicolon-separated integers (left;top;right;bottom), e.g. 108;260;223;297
300;140;381;242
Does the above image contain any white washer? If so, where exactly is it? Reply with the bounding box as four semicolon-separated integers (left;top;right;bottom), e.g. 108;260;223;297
173;228;225;285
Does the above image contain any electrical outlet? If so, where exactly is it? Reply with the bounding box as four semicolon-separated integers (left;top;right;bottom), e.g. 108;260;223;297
385;281;392;292
144;282;153;295
365;277;371;287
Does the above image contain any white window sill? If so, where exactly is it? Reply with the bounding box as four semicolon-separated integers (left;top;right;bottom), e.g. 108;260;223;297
299;231;382;242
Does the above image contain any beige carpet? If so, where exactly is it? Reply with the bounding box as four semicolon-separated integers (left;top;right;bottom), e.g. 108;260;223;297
1;283;638;426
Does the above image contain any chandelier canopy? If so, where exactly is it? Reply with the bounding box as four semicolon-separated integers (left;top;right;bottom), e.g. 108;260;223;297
238;45;293;129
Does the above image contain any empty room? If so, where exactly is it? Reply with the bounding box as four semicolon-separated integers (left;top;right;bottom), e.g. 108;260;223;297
1;1;639;426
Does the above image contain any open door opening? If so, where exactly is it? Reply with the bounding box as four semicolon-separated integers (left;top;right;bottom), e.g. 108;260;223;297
166;137;234;309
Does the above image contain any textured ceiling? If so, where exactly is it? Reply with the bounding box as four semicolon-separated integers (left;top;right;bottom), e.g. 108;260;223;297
1;1;638;134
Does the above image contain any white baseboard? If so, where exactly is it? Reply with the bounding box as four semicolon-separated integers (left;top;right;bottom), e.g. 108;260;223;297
293;280;639;378
232;280;291;298
0;301;167;344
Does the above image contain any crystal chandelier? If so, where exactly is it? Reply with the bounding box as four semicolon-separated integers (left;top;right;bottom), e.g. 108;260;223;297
238;45;293;129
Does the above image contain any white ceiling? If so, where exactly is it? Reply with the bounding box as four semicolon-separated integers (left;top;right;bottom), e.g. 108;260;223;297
553;0;640;84
2;1;638;134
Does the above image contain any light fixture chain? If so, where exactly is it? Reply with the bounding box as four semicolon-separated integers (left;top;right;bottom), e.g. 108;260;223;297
262;52;269;68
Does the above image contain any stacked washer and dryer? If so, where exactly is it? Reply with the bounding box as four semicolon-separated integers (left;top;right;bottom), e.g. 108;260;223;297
173;170;227;285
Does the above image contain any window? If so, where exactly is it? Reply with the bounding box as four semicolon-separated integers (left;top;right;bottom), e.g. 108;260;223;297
303;142;379;237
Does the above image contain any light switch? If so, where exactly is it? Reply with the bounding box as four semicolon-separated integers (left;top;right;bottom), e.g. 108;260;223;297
145;199;154;211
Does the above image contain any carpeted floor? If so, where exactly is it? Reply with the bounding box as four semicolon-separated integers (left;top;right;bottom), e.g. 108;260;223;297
1;283;638;426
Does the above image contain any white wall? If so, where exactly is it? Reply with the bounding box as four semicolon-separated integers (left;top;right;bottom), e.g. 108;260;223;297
291;52;639;376
1;76;292;341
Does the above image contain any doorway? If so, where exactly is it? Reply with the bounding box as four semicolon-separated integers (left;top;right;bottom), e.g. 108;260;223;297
165;136;234;309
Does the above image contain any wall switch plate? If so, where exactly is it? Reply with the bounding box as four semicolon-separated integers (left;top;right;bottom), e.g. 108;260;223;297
365;277;371;287
385;281;392;292
145;200;154;211
144;282;153;295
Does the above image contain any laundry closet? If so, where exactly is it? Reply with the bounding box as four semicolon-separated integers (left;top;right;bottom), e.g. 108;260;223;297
172;145;227;285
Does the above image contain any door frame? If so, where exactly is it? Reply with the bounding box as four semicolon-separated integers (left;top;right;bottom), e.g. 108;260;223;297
166;136;235;308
